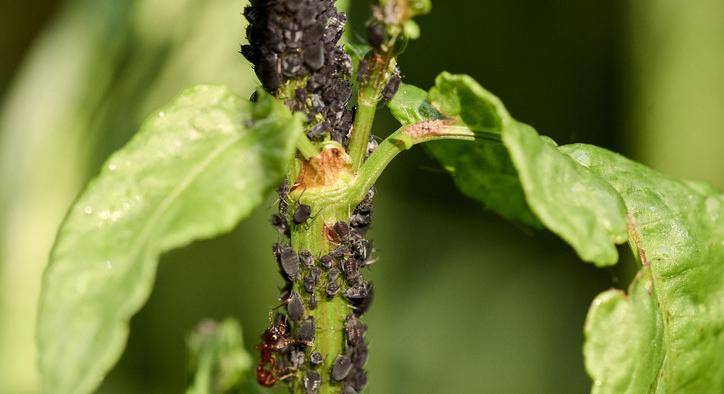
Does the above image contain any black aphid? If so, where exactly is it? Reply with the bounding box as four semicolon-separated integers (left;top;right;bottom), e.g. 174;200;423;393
333;221;350;241
382;70;401;102
303;370;322;394
242;0;355;145
328;268;340;282
344;315;367;345
282;53;304;77
350;212;371;228
304;43;325;70
348;282;374;316
279;283;293;303
351;341;369;369
298;316;316;342
309;292;318;310
331;354;353;381
310;266;323;281
272;242;283;260
310;351;324;366
356;188;374;213
270;214;289;237
291;349;306;368
319;254;334;269
349;238;372;262
257;55;282;91
331;245;349;259
326;281;340;298
342;386;357;394
279;246;301;280
300;249;314;266
340;259;360;284
287;292;305;322
294;204;312;225
277;180;290;217
299;5;318;27
357;59;369;83
349;370;368;392
343;281;371;301
303;274;316;294
308;122;327;140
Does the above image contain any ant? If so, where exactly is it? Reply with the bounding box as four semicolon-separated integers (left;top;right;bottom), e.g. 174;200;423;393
256;314;292;387
257;309;316;387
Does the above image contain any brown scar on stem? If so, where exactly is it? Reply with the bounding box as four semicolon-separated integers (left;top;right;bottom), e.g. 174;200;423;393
404;119;448;139
404;119;453;141
292;146;353;191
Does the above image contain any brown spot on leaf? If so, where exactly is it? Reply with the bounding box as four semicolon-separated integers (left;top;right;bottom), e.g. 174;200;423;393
627;215;650;267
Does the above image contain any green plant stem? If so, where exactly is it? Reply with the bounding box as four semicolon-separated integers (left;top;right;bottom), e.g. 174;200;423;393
284;119;476;393
349;85;380;170
350;122;477;202
291;202;350;394
296;133;321;159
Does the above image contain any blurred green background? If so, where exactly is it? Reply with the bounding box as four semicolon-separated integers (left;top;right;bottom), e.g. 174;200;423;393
1;0;723;393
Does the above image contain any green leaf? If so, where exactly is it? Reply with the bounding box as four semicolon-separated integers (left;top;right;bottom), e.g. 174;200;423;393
389;82;540;227
37;85;302;394
428;73;509;134
402;20;421;40
503;123;628;266
389;83;443;124
389;74;724;390
389;73;629;265
427;136;543;228
186;319;258;394
564;144;724;393
583;269;666;394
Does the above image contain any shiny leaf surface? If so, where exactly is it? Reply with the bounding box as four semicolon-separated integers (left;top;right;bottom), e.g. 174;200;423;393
37;85;301;394
389;73;628;265
565;144;724;393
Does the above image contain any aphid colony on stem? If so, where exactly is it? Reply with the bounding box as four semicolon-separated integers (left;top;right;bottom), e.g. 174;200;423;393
241;0;406;392
242;0;355;145
260;183;375;393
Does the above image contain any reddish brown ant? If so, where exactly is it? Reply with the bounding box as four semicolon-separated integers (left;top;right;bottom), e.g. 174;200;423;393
256;314;291;387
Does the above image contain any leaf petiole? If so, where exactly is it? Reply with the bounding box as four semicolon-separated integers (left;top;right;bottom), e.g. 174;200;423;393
296;131;320;159
350;120;475;202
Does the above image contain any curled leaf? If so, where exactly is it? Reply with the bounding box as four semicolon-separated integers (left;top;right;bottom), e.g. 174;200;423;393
564;144;724;393
504;122;628;266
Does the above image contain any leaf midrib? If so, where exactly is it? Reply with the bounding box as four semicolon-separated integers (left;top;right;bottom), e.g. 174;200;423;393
80;126;246;391
124;128;244;300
